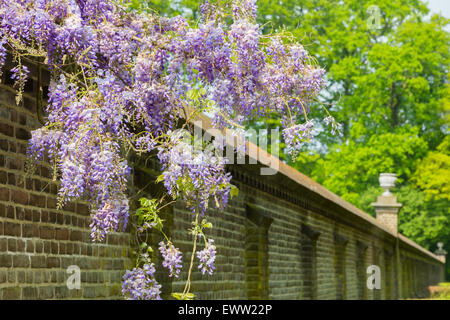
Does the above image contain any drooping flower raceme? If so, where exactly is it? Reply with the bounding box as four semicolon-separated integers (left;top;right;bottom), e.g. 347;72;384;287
157;130;232;215
324;116;343;137
197;239;217;275
159;241;183;278
122;264;162;300
282;121;314;159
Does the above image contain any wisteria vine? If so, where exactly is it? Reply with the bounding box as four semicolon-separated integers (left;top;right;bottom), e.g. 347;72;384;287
0;0;338;299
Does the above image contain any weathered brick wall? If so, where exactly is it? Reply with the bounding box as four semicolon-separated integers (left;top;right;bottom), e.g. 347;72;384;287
164;174;444;300
0;62;445;300
0;60;134;299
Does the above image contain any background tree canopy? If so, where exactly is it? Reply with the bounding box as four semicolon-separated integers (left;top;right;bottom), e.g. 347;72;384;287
147;0;450;276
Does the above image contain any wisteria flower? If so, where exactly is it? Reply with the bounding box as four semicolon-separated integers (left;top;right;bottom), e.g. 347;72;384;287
159;241;183;278
197;239;217;276
122;264;162;300
282;121;314;159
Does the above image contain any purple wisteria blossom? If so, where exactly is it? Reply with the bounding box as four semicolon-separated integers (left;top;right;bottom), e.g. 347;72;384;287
122;263;162;300
90;197;129;242
159;241;183;278
324;116;343;137
157;131;232;215
10;64;29;90
197;239;216;276
0;0;328;299
282;121;314;159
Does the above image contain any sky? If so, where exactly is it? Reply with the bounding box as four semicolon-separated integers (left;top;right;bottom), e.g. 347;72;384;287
426;0;450;31
426;0;450;18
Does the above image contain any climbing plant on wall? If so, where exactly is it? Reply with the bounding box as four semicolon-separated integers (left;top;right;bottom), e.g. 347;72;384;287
0;0;336;299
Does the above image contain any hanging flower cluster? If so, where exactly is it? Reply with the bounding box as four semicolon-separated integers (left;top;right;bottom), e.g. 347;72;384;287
122;263;162;300
159;241;183;278
157;130;232;215
197;238;217;276
0;0;336;299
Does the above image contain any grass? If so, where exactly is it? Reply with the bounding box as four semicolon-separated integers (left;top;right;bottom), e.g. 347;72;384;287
427;282;450;300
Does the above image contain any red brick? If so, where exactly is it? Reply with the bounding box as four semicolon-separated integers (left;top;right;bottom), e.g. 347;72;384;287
0;171;6;184
4;221;21;237
70;230;82;242
18;143;27;155
7;172;15;185
59;243;66;255
0;123;14;136
2;287;21;300
0;187;9;201
0;239;6;252
12;255;30;268
16;239;25;252
24;208;32;221
18;114;26;125
6;205;14;218
55;229;69;241
48;212;56;223
0;139;8;151
35;242;43;254
30;193;46;207
11;189;28;205
7;158;22;170
56;213;64;225
76;203;90;216
39;226;55;239
0;254;12;267
51;242;58;254
8;141;16;152
40;166;51;178
63;201;75;212
41;210;49;222
39;287;54;299
7;239;16;252
26;240;34;253
15;206;24;219
22;224;39;238
22;287;37;299
15;127;31;140
10;109;17;122
47;257;60;268
47;197;57;209
32;210;40;222
43;241;51;253
30;256;46;268
25;178;33;190
33;179;41;191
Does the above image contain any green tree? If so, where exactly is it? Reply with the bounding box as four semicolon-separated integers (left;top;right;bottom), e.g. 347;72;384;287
413;135;450;201
149;0;450;272
259;0;449;260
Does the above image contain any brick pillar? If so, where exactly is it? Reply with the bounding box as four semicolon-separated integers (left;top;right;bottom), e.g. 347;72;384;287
434;242;447;264
371;173;402;235
371;195;402;235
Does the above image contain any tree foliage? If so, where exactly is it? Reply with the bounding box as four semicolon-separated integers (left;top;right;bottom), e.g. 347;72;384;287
151;0;450;279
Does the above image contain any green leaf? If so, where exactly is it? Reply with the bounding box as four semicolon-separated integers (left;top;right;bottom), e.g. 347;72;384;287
171;292;195;300
156;174;165;183
204;222;212;229
230;184;239;198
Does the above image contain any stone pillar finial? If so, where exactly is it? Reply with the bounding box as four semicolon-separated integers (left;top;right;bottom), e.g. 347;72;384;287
435;242;447;264
371;173;402;235
379;173;397;196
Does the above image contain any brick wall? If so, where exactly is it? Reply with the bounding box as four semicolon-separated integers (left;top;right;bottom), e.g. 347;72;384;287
0;62;445;300
0;60;134;299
